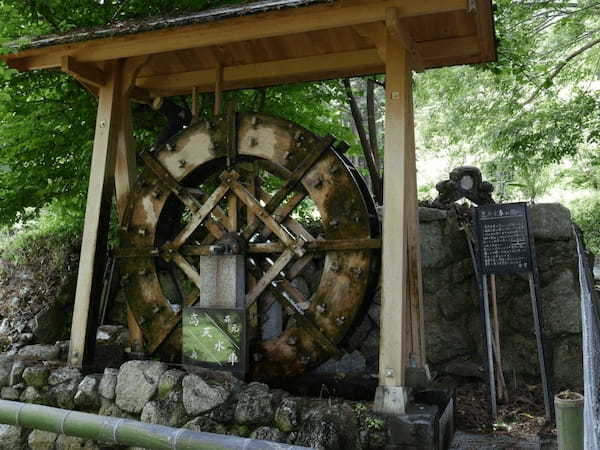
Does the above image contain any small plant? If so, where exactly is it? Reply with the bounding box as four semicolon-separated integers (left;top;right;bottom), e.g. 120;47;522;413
364;414;385;431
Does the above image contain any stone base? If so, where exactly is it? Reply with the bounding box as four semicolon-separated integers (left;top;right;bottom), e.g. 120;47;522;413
377;388;455;450
374;386;410;414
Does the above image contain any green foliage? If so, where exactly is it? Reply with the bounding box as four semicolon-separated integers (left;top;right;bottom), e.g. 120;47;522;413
415;0;600;176
0;196;82;277
571;194;600;254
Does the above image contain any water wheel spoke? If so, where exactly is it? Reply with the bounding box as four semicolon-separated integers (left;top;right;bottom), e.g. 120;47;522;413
278;279;308;305
287;254;314;280
141;153;206;213
246;248;295;307
183;288;200;307
257;189;307;240
229;179;299;252
257;188;315;241
227;195;238;232
169;182;230;249
187;188;228;241
240;136;334;241
116;238;378;260
265;283;342;358
170;252;202;291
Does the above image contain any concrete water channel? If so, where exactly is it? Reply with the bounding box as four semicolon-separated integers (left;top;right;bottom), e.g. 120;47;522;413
450;431;557;449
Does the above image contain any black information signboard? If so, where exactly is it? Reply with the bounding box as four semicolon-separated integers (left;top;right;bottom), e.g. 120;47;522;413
472;201;553;422
475;202;532;275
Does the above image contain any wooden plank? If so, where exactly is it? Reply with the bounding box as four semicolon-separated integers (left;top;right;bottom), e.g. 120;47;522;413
136;49;384;94
61;56;106;87
378;22;411;389
257;189;306;240
68;61;121;368
4;0;468;71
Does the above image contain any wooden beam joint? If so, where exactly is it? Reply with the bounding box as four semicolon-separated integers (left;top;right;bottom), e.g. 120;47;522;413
385;8;425;73
61;56;107;87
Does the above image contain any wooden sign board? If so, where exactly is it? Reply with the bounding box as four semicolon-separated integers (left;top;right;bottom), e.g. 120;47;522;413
183;307;247;375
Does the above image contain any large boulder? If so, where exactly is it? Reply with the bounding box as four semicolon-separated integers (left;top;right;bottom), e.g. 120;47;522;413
28;429;58;450
182;373;229;415
0;425;23;448
48;367;83;410
293;402;360;450
17;345;59;361
234;382;274;426
74;375;102;411
115;361;167;414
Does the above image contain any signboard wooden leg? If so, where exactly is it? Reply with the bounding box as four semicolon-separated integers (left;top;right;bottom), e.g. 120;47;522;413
528;272;554;421
68;61;121;368
374;27;412;415
482;274;497;418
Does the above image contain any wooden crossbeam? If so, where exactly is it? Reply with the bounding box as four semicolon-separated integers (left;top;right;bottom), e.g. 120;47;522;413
138;49;384;95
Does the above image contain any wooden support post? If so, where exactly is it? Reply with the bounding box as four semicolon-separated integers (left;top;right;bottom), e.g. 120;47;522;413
68;61;121;368
404;57;428;377
115;57;148;355
191;86;199;119
214;65;223;116
374;16;414;415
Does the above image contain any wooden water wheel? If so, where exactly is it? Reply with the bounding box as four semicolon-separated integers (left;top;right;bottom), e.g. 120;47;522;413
118;112;380;378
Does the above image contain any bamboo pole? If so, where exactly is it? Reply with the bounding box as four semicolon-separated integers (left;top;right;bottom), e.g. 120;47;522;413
0;400;309;450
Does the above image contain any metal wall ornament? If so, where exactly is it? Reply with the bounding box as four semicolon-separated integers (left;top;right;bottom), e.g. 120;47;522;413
117;113;380;379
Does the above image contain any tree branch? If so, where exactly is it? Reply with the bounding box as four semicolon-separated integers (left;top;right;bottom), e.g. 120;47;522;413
523;36;600;105
343;78;383;204
366;78;381;172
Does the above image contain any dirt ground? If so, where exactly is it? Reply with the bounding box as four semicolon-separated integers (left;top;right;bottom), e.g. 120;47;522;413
453;380;557;442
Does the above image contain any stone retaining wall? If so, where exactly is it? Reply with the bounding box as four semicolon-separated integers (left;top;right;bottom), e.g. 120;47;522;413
342;203;588;390
0;352;396;450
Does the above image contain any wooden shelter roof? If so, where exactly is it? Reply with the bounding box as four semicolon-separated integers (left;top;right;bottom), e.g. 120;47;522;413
0;0;496;97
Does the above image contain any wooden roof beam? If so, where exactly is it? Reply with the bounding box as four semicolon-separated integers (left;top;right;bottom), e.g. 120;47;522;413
3;0;468;71
385;8;425;72
135;49;384;96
